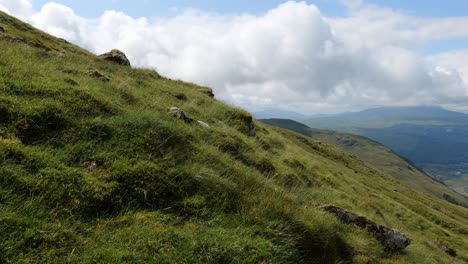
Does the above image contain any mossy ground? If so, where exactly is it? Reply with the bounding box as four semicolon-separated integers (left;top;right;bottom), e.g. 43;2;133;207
0;11;467;263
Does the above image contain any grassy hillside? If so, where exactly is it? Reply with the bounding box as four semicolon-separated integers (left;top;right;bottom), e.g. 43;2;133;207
260;118;468;207
0;12;467;263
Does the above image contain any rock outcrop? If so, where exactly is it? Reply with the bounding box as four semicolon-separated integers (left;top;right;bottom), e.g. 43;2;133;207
98;49;131;66
169;107;193;123
319;204;410;251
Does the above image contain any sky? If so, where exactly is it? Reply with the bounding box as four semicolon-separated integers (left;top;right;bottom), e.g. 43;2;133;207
1;0;468;114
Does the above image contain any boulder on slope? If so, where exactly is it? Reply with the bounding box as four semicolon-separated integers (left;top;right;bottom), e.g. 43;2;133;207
98;49;131;66
319;204;411;251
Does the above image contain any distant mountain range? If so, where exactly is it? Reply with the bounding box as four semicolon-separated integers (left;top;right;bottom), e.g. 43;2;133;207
304;106;468;128
253;109;325;121
304;106;468;195
258;106;468;196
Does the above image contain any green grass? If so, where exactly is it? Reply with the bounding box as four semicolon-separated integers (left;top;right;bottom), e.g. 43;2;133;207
0;11;467;263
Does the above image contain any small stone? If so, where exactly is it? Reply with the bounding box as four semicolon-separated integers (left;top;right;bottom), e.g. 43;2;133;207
169;107;193;123
88;70;112;82
84;161;98;172
249;121;256;137
197;120;210;128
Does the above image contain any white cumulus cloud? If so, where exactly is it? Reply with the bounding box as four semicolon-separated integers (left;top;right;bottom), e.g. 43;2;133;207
0;0;33;20
31;3;87;43
1;0;468;114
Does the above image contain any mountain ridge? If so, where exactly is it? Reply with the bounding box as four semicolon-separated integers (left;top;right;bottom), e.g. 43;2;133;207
253;109;313;121
304;106;468;128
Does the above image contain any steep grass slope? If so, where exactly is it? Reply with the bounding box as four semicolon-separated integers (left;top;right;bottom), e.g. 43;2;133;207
260;119;468;207
0;12;467;263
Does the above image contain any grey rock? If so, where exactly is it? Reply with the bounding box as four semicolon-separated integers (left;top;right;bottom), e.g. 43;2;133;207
84;161;98;172
98;49;131;66
169;107;193;123
319;204;410;251
380;228;411;252
249;121;256;137
88;70;112;82
0;26;4;33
